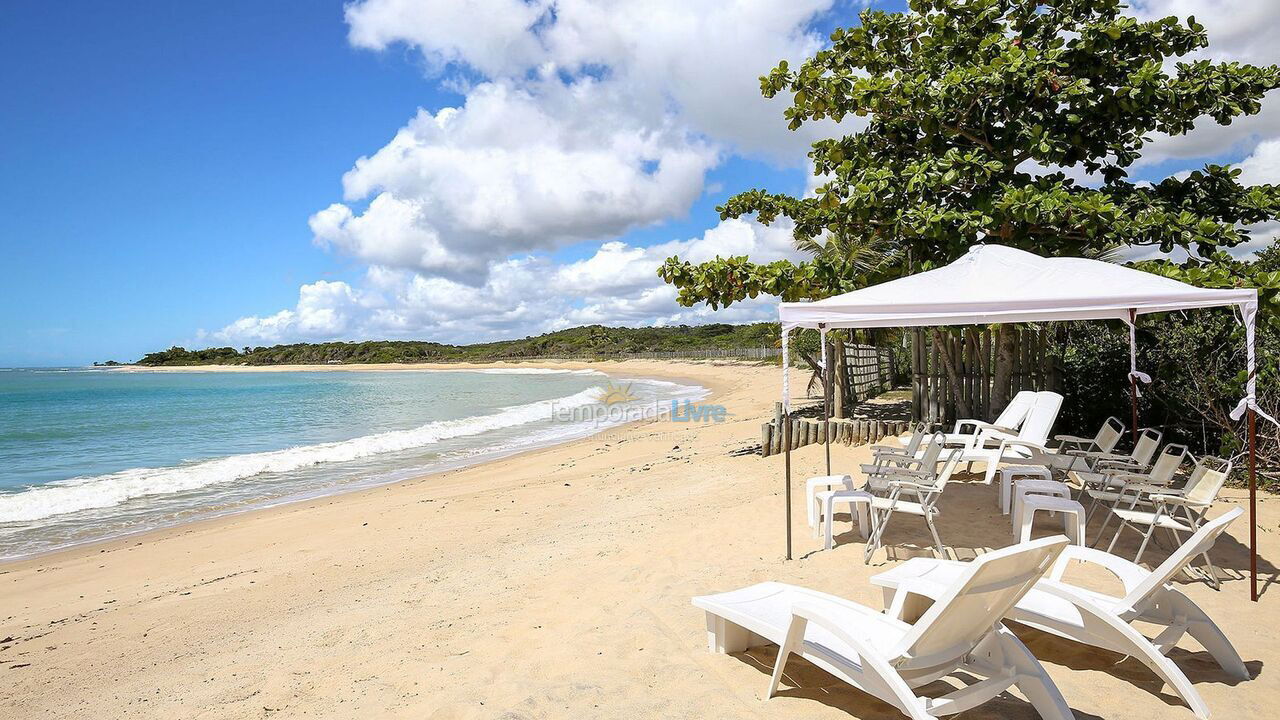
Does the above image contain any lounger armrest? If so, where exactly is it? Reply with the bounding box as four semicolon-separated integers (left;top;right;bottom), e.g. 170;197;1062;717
1035;579;1138;623
788;602;903;668
1049;546;1149;595
997;438;1050;460
952;419;995;435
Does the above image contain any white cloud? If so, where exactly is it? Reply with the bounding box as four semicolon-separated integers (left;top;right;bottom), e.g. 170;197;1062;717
1236;138;1280;185
344;0;838;157
1124;2;1280;167
209;219;804;346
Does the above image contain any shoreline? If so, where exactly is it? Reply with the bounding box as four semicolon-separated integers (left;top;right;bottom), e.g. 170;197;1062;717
5;359;1277;719
0;359;736;568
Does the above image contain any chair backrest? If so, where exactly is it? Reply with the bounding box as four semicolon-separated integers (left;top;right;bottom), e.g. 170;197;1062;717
892;536;1068;671
916;432;948;468
1017;392;1062;444
1130;427;1163;466
993;390;1037;429
928;448;964;497
1147;443;1189;484
1123;506;1244;611
901;422;930;456
1181;455;1233;507
1095;416;1126;453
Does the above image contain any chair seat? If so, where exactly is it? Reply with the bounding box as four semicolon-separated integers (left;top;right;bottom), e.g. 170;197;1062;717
693;582;908;666
870;495;931;516
1111;508;1195;532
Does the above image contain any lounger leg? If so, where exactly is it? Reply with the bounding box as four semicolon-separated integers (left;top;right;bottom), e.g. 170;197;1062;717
1167;594;1250;680
767;615;808;698
986;627;1073;720
705;613;753;654
1104;517;1126;553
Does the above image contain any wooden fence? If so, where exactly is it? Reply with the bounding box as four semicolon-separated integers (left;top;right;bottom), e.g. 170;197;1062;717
845;343;895;401
760;402;911;457
910;326;1057;425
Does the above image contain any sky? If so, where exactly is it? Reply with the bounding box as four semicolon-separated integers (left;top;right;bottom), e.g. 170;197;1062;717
2;0;1278;367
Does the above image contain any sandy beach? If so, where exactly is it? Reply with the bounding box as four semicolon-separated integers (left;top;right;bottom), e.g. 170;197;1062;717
3;359;1278;719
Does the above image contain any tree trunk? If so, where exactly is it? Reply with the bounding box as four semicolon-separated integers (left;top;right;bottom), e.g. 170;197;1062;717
932;328;973;419
989;324;1018;419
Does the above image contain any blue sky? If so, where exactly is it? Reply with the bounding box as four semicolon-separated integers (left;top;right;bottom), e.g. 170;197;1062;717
2;1;1276;366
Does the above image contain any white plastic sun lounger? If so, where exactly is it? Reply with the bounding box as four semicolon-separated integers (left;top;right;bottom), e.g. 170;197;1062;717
939;390;1036;448
871;508;1248;720
692;536;1072;720
954;391;1063;484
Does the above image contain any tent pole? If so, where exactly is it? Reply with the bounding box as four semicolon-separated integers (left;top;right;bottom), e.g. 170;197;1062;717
784;410;792;561
1250;406;1258;602
822;326;831;476
1128;309;1140;442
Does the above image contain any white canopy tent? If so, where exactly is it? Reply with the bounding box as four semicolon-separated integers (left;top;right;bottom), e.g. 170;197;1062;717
777;244;1269;599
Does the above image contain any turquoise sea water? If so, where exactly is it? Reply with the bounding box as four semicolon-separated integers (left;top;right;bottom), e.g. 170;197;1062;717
0;367;704;558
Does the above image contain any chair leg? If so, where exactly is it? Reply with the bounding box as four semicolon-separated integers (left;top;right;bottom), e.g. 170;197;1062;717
1133;524;1155;564
924;512;946;558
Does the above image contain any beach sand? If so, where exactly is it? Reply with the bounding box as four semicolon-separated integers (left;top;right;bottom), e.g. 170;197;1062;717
2;359;1278;719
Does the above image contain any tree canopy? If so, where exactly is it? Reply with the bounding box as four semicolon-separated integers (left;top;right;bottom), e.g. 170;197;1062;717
659;0;1280;310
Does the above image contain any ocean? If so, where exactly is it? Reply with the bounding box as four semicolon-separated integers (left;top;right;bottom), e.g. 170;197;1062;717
0;367;706;559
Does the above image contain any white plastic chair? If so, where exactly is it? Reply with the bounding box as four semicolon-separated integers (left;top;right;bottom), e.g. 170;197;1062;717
871;508;1249;720
1084;443;1188;527
1069;426;1163;474
864;443;964;561
693;536;1073;720
1055;415;1125;455
1106;456;1234;574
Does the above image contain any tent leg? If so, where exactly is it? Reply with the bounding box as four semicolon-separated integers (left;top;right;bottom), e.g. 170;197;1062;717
1128;309;1140;442
1129;377;1139;443
824;340;832;477
1250;407;1258;602
784;410;793;561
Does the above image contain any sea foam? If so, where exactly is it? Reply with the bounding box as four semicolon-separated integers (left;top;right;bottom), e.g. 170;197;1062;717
0;386;606;524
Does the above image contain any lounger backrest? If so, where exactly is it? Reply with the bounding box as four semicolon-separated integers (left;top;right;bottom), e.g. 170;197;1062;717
1017;392;1062;444
1095;416;1125;453
993;390;1037;429
1123;506;1244;612
892;536;1068;672
1130;428;1163;466
1181;456;1233;507
1148;444;1189;484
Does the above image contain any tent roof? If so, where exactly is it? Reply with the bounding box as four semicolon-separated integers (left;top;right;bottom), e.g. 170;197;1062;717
780;244;1257;329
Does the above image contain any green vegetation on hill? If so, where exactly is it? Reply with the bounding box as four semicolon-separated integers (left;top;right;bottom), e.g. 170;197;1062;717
131;323;780;366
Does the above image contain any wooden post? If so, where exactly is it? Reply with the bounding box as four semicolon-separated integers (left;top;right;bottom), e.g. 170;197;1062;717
1250;407;1258;602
